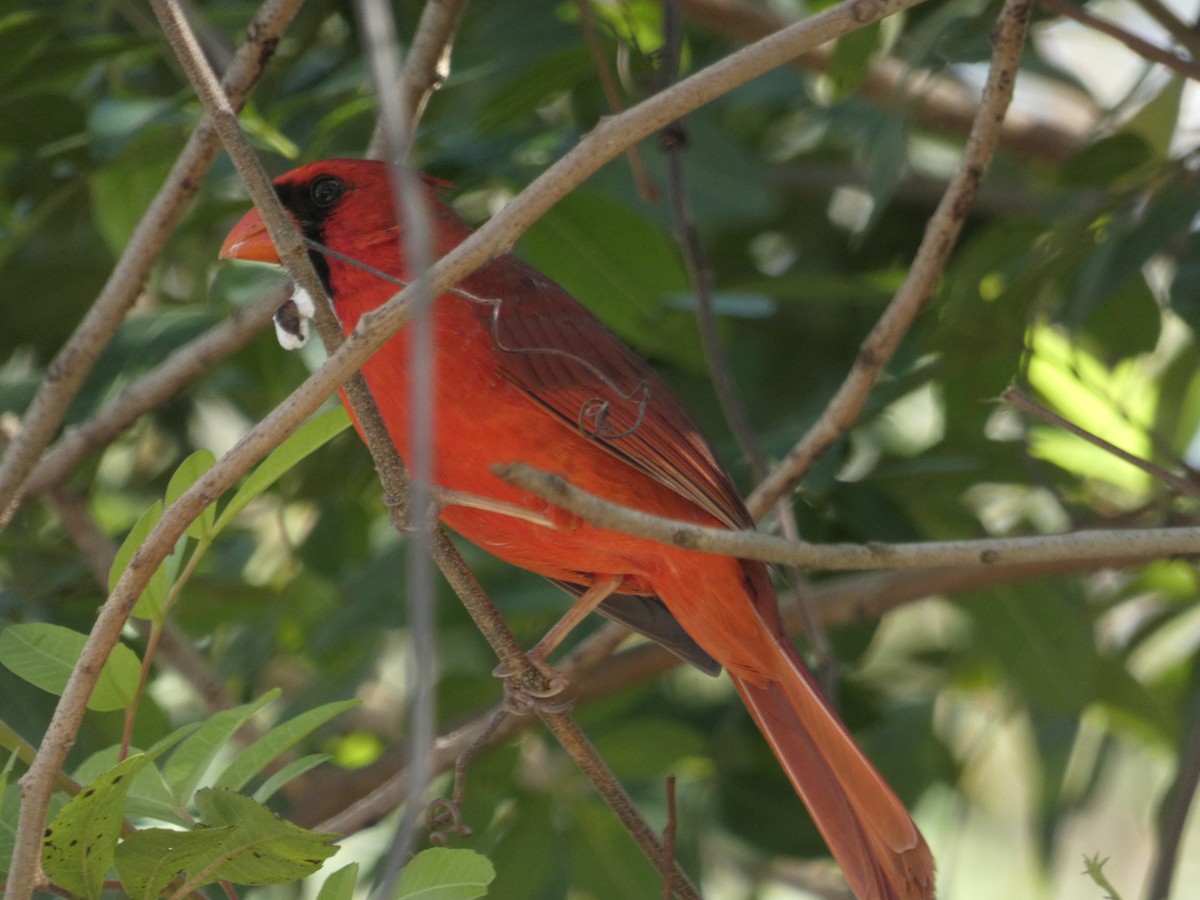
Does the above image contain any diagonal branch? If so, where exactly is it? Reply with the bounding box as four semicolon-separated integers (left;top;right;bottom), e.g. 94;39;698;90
0;0;304;530
20;288;282;500
745;0;1028;519
367;0;469;160
1040;0;1200;81
681;0;1092;164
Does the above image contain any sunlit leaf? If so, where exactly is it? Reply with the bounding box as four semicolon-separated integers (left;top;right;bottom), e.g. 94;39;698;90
165;448;217;541
317;862;359;900
393;848;495;900
42;754;152;900
161;690;280;804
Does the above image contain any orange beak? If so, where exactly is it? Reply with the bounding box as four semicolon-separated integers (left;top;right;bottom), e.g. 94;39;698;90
219;208;283;263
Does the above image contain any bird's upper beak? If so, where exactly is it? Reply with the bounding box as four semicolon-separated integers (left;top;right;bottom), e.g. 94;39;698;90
220;208;282;263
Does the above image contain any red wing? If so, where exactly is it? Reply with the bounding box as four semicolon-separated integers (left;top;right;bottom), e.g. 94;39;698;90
458;255;751;532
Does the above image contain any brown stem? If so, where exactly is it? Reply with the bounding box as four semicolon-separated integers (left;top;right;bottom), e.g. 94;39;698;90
1040;0;1200;81
367;0;469;160
657;0;836;693
21;288;280;500
1002;386;1200;500
574;0;657;201
498;461;1200;570
745;0;1029;519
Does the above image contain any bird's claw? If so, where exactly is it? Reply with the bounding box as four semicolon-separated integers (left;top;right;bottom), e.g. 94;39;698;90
492;658;572;714
384;491;440;535
427;798;471;846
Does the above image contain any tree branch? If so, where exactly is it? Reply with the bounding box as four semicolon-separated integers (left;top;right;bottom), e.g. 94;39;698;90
1040;0;1200;81
20;287;281;501
366;0;469;160
0;0;303;530
745;0;1028;519
497;461;1200;570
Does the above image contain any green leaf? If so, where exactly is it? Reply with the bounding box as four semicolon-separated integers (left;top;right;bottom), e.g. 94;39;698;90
252;753;331;804
72;729;198;827
89;156;175;254
161;690;280;804
42;753;152;900
115;826;232;900
1057;133;1152;187
317;862;359;900
961;583;1098;715
1;784;67;877
1122;76;1184;163
828;22;880;97
214;699;359;792
213;406;351;534
393;848;495;900
187;788;338;888
109;500;170;622
0;623;141;712
165;448;217;541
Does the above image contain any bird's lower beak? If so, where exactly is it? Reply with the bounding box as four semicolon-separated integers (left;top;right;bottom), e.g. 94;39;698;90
220;208;282;263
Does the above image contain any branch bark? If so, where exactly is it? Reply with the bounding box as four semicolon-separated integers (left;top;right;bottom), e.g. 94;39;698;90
0;0;303;530
498;461;1200;570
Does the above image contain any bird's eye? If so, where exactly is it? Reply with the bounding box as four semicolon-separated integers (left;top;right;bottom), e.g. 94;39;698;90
310;175;345;209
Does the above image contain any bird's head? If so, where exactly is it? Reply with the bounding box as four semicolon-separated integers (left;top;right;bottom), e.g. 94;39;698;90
220;158;401;269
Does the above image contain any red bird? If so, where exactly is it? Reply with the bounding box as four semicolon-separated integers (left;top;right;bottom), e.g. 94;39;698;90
221;159;934;899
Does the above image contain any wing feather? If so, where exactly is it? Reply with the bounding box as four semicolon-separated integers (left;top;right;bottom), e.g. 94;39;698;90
458;255;751;531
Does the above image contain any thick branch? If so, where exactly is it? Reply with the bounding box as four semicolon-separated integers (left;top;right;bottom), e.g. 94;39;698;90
497;461;1200;570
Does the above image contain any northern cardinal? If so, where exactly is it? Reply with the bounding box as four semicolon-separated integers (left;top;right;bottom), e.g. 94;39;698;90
221;159;934;899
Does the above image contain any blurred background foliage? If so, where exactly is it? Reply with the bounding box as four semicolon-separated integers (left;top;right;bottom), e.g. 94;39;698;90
2;0;1200;896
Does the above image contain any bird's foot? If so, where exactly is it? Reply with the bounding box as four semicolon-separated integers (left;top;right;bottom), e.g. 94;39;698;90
383;490;440;535
492;657;571;714
427;798;472;846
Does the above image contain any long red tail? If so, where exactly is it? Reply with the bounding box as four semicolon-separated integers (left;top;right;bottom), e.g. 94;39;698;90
730;639;934;900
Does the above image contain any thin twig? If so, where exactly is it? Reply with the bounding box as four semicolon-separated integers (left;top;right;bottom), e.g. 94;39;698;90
745;0;1028;519
497;461;1200;570
355;0;440;889
0;0;302;530
1147;691;1200;900
8;0;935;890
1134;0;1200;61
1002;386;1200;500
20;288;281;500
657;0;836;693
574;0;657;201
1040;0;1200;81
367;0;468;160
662;774;678;900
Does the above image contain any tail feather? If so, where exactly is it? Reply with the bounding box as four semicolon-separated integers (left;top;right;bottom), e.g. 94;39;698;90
731;647;934;900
